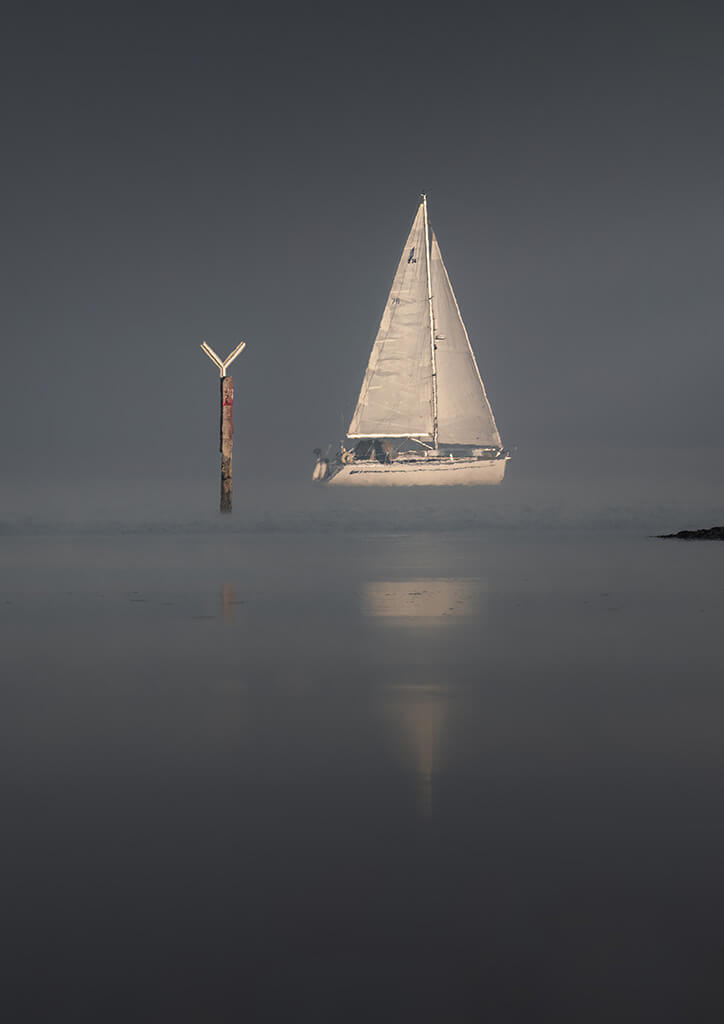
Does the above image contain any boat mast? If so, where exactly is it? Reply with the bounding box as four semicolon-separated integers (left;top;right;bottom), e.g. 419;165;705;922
422;193;439;449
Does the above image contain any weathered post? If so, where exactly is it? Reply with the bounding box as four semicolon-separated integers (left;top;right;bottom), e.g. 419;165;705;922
201;340;246;513
220;375;233;512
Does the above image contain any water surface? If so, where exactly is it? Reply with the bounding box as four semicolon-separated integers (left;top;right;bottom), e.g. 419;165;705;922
3;488;724;1020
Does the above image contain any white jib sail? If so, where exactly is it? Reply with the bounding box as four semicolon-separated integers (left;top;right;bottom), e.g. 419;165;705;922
348;203;434;439
430;232;502;447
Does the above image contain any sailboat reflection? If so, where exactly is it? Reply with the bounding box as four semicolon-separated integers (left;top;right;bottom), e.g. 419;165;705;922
362;577;482;624
380;684;447;818
365;577;483;815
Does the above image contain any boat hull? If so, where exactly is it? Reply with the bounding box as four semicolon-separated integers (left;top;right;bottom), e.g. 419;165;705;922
327;457;508;486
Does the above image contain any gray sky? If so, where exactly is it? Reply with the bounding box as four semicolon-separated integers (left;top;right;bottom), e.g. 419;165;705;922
2;2;723;482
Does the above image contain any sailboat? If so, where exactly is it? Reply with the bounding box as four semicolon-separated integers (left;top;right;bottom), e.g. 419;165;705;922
315;195;510;485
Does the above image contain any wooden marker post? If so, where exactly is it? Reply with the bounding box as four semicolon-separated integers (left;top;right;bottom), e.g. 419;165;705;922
220;375;233;512
201;340;246;513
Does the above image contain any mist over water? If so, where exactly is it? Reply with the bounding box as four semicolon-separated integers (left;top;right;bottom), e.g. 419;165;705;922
3;443;723;536
3;449;724;1020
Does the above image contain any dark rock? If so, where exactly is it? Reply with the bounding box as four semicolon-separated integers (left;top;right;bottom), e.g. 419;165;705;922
658;526;724;540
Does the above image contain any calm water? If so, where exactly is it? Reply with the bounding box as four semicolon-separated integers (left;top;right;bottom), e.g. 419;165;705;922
3;489;724;1019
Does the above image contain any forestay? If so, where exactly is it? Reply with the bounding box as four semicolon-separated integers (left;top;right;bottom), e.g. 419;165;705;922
348;205;434;438
429;233;501;447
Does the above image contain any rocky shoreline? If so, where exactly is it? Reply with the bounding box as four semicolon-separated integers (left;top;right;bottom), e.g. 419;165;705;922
659;526;724;540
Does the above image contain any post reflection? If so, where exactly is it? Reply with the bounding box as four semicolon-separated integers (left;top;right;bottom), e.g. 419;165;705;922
221;583;247;623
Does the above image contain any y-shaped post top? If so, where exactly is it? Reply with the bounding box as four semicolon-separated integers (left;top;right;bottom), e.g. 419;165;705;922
201;340;246;377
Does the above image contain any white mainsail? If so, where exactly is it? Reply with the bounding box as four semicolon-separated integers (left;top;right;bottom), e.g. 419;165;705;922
348;204;434;439
429;232;501;447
